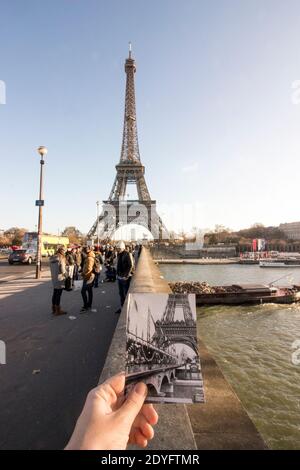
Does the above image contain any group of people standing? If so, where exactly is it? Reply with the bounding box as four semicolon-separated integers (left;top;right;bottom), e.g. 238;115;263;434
49;241;139;316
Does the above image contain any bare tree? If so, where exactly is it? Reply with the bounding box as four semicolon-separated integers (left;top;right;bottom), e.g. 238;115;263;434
61;226;83;244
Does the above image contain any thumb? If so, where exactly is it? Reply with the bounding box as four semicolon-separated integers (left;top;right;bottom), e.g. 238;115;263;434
117;382;148;424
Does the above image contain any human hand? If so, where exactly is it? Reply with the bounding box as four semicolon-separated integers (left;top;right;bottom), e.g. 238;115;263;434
65;373;158;450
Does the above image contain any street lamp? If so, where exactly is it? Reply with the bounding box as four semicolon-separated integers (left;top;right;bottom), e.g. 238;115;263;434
35;146;48;279
96;201;100;247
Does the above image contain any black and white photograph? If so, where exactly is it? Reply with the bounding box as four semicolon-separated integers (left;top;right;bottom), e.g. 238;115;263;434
125;293;205;404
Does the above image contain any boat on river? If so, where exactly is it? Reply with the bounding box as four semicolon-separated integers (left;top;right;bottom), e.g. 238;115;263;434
170;282;300;306
260;259;300;268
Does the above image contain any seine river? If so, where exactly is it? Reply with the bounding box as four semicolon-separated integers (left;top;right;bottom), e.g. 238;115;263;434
159;263;300;450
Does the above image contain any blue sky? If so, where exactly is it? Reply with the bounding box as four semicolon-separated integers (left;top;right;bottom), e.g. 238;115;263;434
1;0;300;234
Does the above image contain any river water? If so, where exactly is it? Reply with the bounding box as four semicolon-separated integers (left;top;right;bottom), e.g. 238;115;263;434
159;263;300;450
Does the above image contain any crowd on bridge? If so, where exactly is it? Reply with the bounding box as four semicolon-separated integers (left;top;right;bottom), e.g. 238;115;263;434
49;241;141;316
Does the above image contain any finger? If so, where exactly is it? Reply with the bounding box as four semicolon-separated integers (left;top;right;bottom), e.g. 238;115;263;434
141;404;159;426
92;373;125;407
116;382;147;424
139;420;155;440
129;429;148;448
103;372;125;396
130;415;155;440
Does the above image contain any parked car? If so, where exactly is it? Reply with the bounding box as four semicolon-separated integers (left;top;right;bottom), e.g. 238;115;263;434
8;249;37;265
0;248;12;255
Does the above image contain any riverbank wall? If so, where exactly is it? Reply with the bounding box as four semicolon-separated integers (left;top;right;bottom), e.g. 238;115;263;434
157;258;239;265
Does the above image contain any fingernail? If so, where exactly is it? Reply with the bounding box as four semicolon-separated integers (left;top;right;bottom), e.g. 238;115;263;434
135;382;147;396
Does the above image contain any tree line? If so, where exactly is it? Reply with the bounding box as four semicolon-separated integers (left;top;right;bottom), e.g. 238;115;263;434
0;226;85;247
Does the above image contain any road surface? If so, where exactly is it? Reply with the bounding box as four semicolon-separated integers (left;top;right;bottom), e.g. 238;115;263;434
0;261;120;449
0;258;43;278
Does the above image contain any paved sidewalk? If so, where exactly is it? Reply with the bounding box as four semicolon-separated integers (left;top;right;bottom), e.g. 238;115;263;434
0;271;120;449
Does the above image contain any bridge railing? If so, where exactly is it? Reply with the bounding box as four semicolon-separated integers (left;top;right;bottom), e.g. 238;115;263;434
127;331;177;358
126;364;182;383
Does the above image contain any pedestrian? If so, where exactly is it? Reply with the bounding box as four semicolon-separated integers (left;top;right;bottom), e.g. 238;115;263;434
74;247;82;280
49;246;68;316
80;246;96;313
71;247;77;281
105;244;115;265
81;246;87;270
105;245;116;282
134;243;140;262
93;246;104;288
126;245;135;274
104;246;117;282
115;241;134;314
65;246;75;287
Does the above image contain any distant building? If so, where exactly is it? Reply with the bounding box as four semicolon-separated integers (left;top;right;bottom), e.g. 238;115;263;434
200;244;237;258
279;222;300;240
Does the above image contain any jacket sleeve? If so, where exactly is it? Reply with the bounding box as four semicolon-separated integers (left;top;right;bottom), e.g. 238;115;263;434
59;257;67;277
83;256;94;279
113;253;117;268
123;252;133;277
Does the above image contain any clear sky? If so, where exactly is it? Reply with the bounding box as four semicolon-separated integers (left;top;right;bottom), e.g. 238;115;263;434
1;0;300;235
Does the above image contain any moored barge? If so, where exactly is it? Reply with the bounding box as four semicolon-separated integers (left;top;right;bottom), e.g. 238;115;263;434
170;282;300;306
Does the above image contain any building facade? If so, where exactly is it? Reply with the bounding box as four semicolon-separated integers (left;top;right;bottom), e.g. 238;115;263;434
279;222;300;240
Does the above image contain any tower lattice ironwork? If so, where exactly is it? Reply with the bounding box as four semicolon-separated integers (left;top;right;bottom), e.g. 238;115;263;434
162;294;194;324
153;294;198;354
88;45;168;240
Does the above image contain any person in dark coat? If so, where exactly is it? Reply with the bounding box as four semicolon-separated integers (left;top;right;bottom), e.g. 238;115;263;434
115;241;133;314
74;247;82;280
104;246;117;282
105;245;115;265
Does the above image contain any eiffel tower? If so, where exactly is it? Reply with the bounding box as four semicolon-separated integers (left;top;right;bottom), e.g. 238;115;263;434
88;45;168;240
153;294;198;354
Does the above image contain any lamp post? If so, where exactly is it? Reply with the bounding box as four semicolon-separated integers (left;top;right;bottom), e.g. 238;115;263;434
35;146;48;279
96;201;100;248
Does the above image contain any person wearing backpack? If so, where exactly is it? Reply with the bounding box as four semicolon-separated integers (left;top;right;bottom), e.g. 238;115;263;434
93;246;104;288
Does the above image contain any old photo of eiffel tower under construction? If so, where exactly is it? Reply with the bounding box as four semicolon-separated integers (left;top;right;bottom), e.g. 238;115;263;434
125;293;205;404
